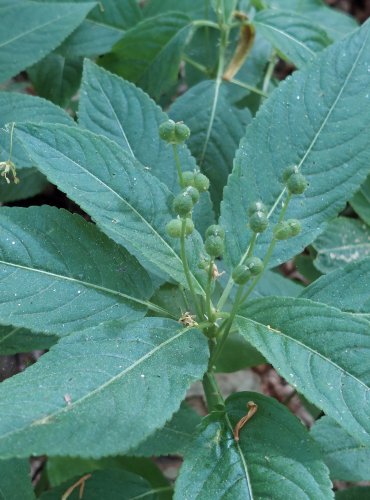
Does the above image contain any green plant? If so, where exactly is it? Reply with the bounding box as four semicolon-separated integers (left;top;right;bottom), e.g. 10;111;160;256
0;1;370;498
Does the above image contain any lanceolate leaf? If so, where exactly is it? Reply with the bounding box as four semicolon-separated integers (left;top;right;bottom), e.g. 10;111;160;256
175;392;332;499
0;318;209;458
14;124;205;294
0;206;153;336
0;458;35;500
0;2;94;82
221;21;370;269
100;13;194;99
253;10;330;68
170;80;251;213
0;325;57;355
237;297;370;444
312;217;370;273
311;416;370;481
300;257;370;317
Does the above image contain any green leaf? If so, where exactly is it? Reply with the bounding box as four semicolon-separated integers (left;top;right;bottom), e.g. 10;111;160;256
0;92;73;168
170;80;251;213
300;257;370;317
351;174;370;225
312;217;370;273
236;297;370;444
28;53;83;107
40;469;159;500
311;416;370;481
0;458;35;500
14;124;205;293
0;168;48;203
132;402;201;457
100;13;194;99
175;392;332;499
0;318;208;458
0;206;153;336
221;21;370;270
143;0;207;20
0;325;57;355
0;2;94;82
336;487;370;500
253;10;330;68
266;0;358;40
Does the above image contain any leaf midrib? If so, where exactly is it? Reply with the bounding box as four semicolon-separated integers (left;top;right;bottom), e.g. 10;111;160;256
255;20;316;56
0;325;193;442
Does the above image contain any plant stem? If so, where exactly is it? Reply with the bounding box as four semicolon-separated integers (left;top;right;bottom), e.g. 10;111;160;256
172;144;185;188
192;19;220;30
203;370;224;410
180;219;203;320
183;55;209;75
228;78;268;98
205;259;215;321
262;51;277;96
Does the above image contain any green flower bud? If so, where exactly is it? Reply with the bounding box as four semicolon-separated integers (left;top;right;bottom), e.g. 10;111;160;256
159;120;176;142
205;224;225;240
249;211;269;233
273;221;292;240
166;218;182;238
193;172;210;192
184;218;195;236
184;186;200;204
173;191;194;217
287;173;308;195
182;171;195;187
245;256;264;276
287;219;301;236
248;201;268;217
174;122;190;142
282;165;299;183
205;235;224;257
232;264;252;285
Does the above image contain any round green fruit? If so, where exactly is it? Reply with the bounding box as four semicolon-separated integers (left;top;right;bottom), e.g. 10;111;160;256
248;201;267;216
166;218;182;238
245;256;264;276
205;235;224;257
205;224;225;240
193;172;210;192
184;186;200;204
273;221;292;240
287;219;301;236
249;211;269;233
287;173;308;195
174;122;190;142
159;120;176;142
182;171;195;187
232;265;252;285
282;165;299;182
173;191;194;216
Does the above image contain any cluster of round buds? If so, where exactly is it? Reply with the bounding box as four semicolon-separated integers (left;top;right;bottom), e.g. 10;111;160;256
204;224;225;258
273;219;301;240
248;201;269;233
283;165;308;195
166;217;194;238
232;256;264;285
159;119;190;144
182;170;210;192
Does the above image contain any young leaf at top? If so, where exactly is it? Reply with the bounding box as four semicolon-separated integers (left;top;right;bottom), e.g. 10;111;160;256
78;60;213;231
0;318;208;458
311;416;370;481
99;13;194;99
236;297;370;444
253;10;331;68
0;206;153;336
175;392;332;499
221;21;370;270
170;80;251;213
312;217;370;273
0;2;94;82
14;124;205;294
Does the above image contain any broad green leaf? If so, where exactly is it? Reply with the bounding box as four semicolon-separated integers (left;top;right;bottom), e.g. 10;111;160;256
0;206;153;336
143;0;208;19
175;392;332;499
253;10;330;68
312;217;370;273
0;2;94;82
0;168;48;203
336;487;370;500
300;257;370;317
0;458;34;500
100;13;194;99
267;0;357;40
221;21;370;270
78;61;214;235
170;80;251;213
0;325;57;355
28;54;83;107
14;124;205;293
132;402;201;457
0;92;73;168
237;297;370;444
47;456;169;491
351;174;370;225
40;469;158;500
251;269;303;298
311;416;370;481
0;318;208;457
